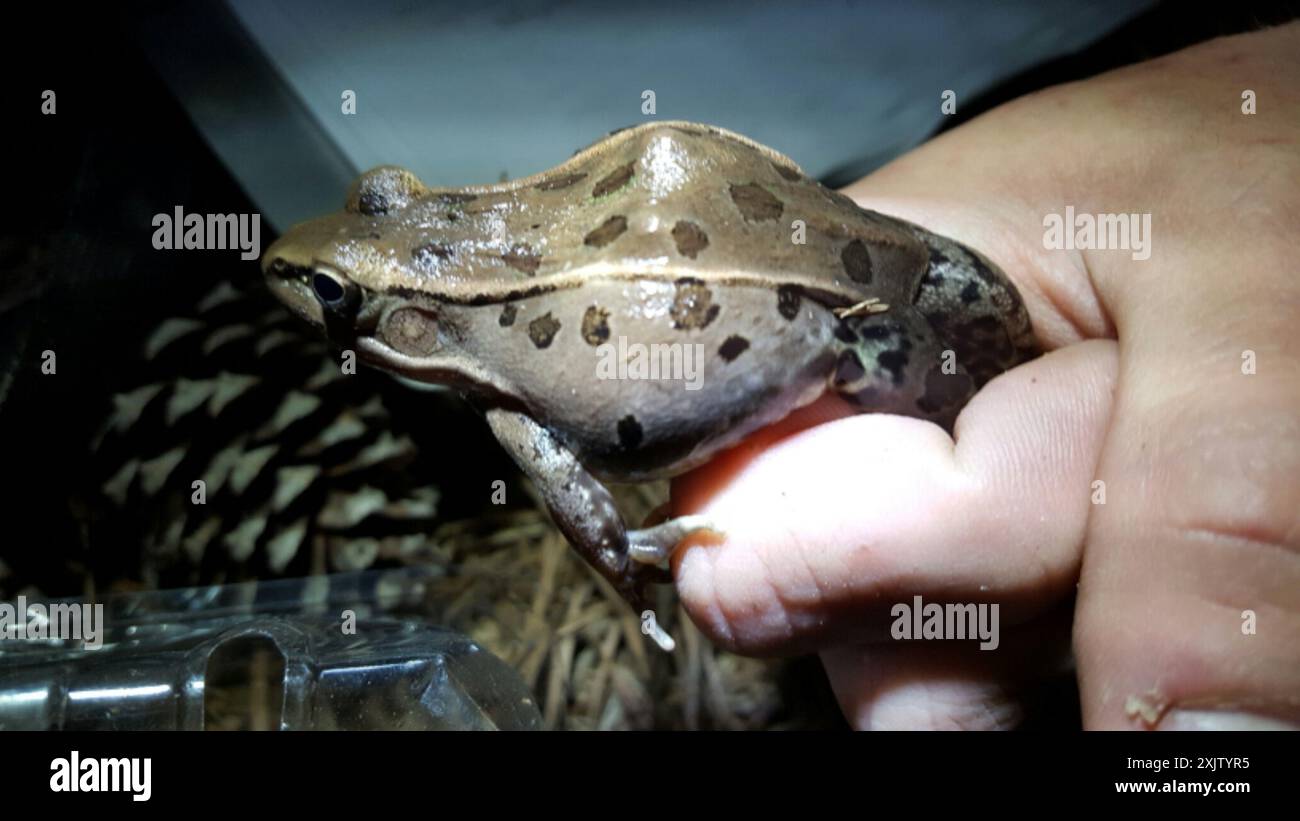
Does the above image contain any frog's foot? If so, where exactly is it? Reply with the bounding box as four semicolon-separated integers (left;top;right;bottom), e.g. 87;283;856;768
627;515;721;564
621;517;720;652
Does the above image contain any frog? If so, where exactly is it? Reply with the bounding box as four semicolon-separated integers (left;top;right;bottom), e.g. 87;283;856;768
262;121;1038;650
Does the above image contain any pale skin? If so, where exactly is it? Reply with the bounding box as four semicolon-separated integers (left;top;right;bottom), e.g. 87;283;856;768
671;24;1300;729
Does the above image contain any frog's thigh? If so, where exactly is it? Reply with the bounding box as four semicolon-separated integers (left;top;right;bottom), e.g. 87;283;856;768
833;307;975;429
485;407;630;579
485;407;719;585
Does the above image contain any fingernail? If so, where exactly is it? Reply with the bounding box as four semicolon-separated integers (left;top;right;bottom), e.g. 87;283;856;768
1159;709;1300;731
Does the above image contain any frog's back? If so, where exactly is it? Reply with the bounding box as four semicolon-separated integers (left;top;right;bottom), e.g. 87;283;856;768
327;121;931;310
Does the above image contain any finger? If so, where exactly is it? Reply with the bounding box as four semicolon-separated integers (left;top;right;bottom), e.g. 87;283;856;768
821;600;1075;730
671;339;1118;655
1070;27;1300;730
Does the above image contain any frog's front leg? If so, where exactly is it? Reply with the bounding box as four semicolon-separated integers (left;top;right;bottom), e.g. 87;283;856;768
485;407;715;651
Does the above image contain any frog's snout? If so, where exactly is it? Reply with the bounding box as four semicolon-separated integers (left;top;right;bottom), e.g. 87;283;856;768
263;255;327;328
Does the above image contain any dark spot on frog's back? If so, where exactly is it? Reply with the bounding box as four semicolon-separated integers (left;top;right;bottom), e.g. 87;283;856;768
499;304;517;327
584;215;627;248
592;161;636;197
841;239;873;284
729;183;783;222
617;415;643;451
718;335;750;362
535;172;587;191
413;242;454;264
581;306;610;346
776;285;801;320
527;313;561;348
670;277;720;331
502;244;542;275
960;280;981;304
357;192;389;216
671;221;709;259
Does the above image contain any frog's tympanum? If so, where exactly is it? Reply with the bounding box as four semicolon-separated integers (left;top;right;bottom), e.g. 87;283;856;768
263;122;1037;649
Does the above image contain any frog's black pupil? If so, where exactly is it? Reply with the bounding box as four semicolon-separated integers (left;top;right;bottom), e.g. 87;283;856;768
313;273;345;304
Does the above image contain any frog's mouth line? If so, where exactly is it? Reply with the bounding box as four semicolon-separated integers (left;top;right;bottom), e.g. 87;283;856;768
354;336;513;402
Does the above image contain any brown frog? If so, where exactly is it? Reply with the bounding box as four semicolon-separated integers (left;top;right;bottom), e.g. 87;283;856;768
262;121;1037;649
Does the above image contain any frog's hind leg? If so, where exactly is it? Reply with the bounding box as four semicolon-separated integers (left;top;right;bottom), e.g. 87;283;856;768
907;227;1040;389
485;407;717;651
833;229;1039;429
832;306;976;431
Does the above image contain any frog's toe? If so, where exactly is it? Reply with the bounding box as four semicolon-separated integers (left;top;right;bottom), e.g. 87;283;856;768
627;514;722;564
614;564;680;652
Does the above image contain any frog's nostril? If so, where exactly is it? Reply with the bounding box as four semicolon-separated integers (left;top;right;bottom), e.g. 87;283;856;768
312;272;346;305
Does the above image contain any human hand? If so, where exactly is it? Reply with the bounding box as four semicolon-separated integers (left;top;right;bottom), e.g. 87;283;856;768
671;23;1300;730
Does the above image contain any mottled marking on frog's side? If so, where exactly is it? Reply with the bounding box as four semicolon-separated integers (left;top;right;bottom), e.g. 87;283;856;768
718;335;749;362
921;270;945;293
877;345;911;385
582;306;610;346
413;242;454;265
832;322;857;344
593;161;636;198
833;349;866;387
729;183;783;222
671;220;709;259
617;415;643;450
857;324;893;341
535;172;587;191
916;366;972;415
584;216;627;248
528;313;561;348
670;277;720;330
498;304;517;327
965;250;1005;289
841;239;873;284
776;285;801;321
961;315;1012;351
384;307;439;356
502;244;541;275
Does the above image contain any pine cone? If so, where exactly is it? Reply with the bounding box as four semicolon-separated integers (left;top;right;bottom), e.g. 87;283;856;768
87;282;442;590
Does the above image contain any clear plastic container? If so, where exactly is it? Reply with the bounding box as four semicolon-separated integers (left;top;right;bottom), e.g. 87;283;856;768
0;570;541;730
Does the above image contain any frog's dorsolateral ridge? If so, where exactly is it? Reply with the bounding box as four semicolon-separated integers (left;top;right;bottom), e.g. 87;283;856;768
262;121;1038;650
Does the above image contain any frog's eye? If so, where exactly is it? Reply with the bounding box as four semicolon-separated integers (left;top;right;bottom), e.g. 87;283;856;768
309;268;362;321
312;271;346;306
